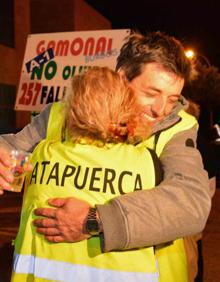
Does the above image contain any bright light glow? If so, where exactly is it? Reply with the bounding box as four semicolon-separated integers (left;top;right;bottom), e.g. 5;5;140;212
185;49;211;66
185;50;194;59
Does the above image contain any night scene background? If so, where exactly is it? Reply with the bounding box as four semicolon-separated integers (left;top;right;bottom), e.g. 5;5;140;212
86;0;220;69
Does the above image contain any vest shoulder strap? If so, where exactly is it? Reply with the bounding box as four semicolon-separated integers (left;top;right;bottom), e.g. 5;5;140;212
147;148;163;185
46;101;65;141
145;110;198;156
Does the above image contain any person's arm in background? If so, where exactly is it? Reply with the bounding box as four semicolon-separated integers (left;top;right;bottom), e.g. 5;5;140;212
0;103;52;152
0;103;52;193
34;126;211;251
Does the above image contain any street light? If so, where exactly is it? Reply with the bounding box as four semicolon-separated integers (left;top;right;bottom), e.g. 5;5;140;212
185;49;211;67
185;50;194;59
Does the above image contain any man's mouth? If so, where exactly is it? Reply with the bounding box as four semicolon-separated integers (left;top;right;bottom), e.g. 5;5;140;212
143;113;157;122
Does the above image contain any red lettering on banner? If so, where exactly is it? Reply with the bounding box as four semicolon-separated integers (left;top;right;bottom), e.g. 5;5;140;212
95;37;106;54
47;41;56;52
18;83;66;106
70;38;84;56
107;38;113;52
56;40;69;56
36;40;46;53
18;82;42;106
83;37;95;56
35;37;113;56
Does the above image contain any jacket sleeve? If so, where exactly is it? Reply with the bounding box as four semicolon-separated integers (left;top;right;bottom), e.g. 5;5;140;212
97;126;211;252
0;103;52;152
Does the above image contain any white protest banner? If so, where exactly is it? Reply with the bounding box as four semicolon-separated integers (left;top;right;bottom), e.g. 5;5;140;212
15;29;130;111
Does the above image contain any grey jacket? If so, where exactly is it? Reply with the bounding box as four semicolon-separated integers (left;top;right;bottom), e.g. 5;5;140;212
0;98;211;252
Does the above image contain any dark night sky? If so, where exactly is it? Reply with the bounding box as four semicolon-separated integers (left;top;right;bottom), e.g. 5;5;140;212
86;0;220;69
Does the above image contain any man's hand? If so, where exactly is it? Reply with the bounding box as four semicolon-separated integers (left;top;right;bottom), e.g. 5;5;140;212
33;197;91;243
0;147;14;194
0;147;32;194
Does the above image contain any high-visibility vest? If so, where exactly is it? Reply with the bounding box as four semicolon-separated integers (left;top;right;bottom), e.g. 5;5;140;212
12;102;160;282
140;109;198;282
12;102;197;282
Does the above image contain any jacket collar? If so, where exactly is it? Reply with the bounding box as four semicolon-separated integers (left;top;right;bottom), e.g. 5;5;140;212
152;96;189;134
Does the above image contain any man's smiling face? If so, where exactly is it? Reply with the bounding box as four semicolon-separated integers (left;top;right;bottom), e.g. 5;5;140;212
128;62;184;124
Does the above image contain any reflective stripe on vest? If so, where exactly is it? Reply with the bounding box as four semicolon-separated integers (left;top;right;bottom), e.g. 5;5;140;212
46;102;65;141
46;101;64;140
13;253;159;282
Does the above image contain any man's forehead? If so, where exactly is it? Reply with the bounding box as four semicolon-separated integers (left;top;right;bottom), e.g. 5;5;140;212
140;72;184;95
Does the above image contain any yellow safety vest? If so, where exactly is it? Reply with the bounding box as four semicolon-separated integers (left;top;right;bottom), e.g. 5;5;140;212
12;102;160;282
140;109;198;282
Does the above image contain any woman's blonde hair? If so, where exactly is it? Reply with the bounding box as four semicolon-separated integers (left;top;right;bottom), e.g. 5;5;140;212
64;67;151;144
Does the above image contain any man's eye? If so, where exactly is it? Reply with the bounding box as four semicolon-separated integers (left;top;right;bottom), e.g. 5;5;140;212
169;97;179;103
144;92;156;98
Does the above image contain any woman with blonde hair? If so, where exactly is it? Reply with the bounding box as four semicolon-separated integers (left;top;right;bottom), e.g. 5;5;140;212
64;66;151;144
11;67;162;282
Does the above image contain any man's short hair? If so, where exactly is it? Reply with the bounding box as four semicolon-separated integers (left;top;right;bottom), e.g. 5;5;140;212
116;31;195;83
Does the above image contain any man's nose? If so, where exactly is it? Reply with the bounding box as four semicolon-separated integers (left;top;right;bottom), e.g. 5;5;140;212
151;96;166;117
